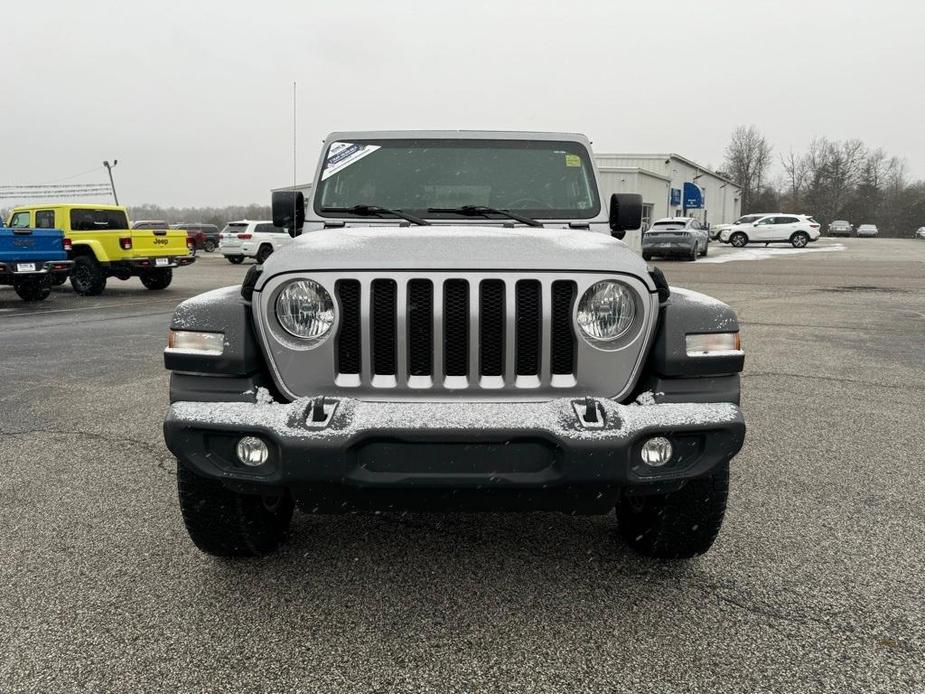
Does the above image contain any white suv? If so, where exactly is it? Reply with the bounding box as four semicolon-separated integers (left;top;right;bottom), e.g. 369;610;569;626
218;220;292;264
720;214;822;248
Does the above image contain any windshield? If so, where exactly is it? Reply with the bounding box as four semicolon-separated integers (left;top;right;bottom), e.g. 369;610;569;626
69;208;130;231
651;221;687;230
314;139;601;220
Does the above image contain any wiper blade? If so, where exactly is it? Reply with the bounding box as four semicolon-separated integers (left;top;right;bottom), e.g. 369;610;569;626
427;205;543;228
321;204;430;226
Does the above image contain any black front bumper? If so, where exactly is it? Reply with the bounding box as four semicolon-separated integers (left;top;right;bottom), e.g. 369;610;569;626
164;397;745;496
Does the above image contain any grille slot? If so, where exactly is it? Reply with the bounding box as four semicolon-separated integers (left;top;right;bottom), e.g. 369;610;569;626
335;280;361;374
443;279;469;377
371;279;397;375
515;280;541;376
479;280;505;377
407;279;433;377
551;281;577;375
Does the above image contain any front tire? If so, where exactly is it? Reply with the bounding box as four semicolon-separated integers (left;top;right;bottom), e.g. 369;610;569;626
617;461;729;559
177;463;294;557
701;243;709;257
227;255;245;265
14;277;51;302
140;268;173;290
70;255;107;296
729;232;748;248
791;232;809;248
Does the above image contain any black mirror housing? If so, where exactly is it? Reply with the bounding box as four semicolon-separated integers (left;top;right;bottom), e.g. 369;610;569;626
608;193;643;240
272;191;306;237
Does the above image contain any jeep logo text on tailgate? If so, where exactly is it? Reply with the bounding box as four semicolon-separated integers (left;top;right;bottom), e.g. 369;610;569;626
153;238;169;245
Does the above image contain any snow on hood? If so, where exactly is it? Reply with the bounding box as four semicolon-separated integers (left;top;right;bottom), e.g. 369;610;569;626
257;225;651;286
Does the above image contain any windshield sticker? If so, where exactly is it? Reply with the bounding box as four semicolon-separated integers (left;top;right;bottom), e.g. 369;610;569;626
322;142;381;180
565;154;582;167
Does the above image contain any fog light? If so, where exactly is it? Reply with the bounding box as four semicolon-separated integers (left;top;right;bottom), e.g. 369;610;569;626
236;436;269;467
640;436;673;467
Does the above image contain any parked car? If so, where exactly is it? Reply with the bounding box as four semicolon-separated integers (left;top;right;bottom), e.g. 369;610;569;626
720;214;821;248
164;129;746;560
856;224;879;237
171;223;220;252
0;222;73;301
642;217;709;260
218;220;291;264
7;204;195;295
131;220;170;230
828;220;853;237
710;213;776;240
915;227;925;239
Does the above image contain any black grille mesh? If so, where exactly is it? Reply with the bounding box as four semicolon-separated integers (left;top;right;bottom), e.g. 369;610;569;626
335;280;361;374
443;280;469;377
551;281;576;375
479;280;505;376
407;279;433;376
371;279;397;375
515;280;541;375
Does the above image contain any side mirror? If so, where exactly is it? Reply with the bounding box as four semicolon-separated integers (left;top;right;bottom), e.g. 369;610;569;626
752;222;759;227
608;193;643;240
272;191;305;237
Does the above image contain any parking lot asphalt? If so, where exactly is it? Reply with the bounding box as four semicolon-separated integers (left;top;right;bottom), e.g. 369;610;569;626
1;238;923;693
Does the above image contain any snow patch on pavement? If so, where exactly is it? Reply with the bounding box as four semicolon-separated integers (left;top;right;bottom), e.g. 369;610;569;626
700;243;846;264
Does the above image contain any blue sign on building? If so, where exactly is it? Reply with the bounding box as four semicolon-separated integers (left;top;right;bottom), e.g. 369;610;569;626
670;188;682;206
683;182;704;209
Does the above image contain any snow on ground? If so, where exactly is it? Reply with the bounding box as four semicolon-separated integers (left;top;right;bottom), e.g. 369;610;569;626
700;241;846;264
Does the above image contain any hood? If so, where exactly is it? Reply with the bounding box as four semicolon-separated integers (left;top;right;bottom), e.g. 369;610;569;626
258;225;651;283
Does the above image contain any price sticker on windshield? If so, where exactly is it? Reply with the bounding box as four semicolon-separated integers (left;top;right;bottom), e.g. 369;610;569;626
565;154;582;167
322;142;381;180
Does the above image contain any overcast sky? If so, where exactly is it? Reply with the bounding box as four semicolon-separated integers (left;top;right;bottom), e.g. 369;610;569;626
5;0;923;207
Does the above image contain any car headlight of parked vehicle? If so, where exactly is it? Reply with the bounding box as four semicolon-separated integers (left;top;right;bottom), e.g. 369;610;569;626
576;280;637;341
275;279;335;341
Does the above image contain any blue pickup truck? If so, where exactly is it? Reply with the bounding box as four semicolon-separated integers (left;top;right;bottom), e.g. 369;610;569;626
0;225;73;301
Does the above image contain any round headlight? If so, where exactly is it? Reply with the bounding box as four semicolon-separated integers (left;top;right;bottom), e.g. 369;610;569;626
576;281;637;341
275;279;334;341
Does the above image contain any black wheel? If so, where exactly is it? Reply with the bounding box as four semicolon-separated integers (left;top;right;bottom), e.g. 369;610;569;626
51;273;69;286
227;255;245;265
791;232;809;248
729;232;748;248
617;461;729;559
70;255;107;296
177;462;294;557
139;268;173;290
256;245;273;264
701;242;709;257
687;245;698;261
204;239;217;253
14;277;51;302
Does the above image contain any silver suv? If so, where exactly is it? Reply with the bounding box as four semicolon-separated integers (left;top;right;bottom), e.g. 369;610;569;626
163;131;746;561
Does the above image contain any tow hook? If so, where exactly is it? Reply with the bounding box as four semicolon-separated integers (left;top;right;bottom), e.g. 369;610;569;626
572;397;607;429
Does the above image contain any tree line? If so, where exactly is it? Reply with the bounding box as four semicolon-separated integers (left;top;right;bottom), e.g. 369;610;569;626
720;126;924;236
127;203;271;228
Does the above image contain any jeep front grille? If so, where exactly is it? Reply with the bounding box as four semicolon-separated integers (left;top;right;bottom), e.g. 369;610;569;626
334;276;577;389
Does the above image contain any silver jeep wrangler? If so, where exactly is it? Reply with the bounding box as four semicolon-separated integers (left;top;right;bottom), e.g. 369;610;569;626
163;131;745;559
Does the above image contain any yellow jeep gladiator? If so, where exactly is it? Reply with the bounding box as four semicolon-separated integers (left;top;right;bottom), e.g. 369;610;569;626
6;204;195;295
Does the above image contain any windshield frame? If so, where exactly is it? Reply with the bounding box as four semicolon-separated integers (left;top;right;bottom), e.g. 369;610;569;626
311;138;602;223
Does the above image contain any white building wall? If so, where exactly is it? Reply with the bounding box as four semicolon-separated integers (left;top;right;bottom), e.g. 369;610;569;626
594;154;742;227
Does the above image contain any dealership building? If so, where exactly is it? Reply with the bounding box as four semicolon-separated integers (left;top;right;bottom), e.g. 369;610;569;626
594;153;741;230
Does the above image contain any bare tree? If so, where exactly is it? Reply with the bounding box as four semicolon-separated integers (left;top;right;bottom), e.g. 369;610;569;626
781;149;808;209
723;126;773;213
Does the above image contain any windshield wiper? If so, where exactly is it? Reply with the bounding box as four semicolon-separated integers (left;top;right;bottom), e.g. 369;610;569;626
321;204;430;226
427;205;543;228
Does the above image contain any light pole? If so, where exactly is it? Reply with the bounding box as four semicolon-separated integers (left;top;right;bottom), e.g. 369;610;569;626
103;160;119;204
